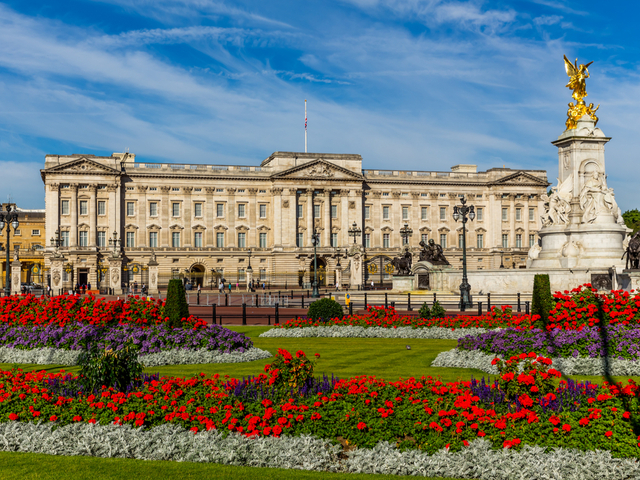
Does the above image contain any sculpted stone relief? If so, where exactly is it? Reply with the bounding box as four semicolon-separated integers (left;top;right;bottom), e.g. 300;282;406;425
541;174;572;227
579;168;624;225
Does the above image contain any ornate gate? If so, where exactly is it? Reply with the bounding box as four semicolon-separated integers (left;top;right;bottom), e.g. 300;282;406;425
364;255;395;287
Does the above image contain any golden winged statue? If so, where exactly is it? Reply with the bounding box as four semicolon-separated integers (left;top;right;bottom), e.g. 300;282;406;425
563;55;599;130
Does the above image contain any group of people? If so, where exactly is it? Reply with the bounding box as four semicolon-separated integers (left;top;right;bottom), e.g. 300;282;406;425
127;281;147;295
74;283;92;295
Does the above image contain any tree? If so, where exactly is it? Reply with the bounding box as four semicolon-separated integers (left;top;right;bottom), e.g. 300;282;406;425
164;279;190;328
623;209;640;234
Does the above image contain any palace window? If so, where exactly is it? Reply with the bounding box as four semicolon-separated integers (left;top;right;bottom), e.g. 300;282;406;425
194;232;203;247
476;207;483;221
502;234;509;248
314;204;320;218
383;206;390;219
296;233;303;247
421;233;428;243
502;208;508;221
237;232;246;248
364;205;370;219
402;206;409;220
238;204;246;218
365;233;370;248
529;207;535;221
79;231;88;247
477;234;483;248
172;203;180;217
149;232;158;248
516;208;522;221
260;269;266;281
297;204;303;218
331;204;337;218
259;232;267;248
516;234;522;248
126;232;135;248
194;203;202;217
216;232;224;248
80;201;88;216
61;231;69;247
216;204;224;218
32;229;40;236
238;268;246;282
98;201;106;216
440;234;447;248
440;207;446;221
97;231;106;248
421;207;428;221
126;202;134;216
172;232;180;248
529;234;535;247
149;202;158;217
331;233;337;247
383;233;390;248
259;204;267;218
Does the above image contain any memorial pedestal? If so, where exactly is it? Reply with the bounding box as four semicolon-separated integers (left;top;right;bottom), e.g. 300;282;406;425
11;260;21;295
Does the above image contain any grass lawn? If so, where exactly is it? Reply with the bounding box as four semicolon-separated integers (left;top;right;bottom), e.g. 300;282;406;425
0;451;467;480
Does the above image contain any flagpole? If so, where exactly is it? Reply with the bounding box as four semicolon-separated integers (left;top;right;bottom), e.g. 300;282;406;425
305;99;307;153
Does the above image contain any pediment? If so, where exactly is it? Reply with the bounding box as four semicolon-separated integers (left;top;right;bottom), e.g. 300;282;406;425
124;223;138;230
44;157;121;175
491;171;550;187
271;159;365;181
147;224;162;230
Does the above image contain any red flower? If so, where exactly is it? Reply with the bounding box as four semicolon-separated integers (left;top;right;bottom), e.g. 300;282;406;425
605;431;613;437
562;424;571;432
8;413;18;421
49;415;57;422
357;422;367;430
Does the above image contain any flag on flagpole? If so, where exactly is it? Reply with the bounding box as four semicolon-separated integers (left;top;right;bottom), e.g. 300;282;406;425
305;100;307;131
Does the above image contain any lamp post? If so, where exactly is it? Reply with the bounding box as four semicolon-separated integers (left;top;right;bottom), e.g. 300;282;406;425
399;222;413;247
453;197;475;309
500;250;505;269
348;222;361;244
246;248;253;291
108;231;121;256
311;229;320;298
0;205;19;297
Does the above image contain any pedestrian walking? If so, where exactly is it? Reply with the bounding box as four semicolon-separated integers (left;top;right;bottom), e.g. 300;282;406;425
371;280;374;290
228;284;232;294
335;281;339;291
262;282;265;292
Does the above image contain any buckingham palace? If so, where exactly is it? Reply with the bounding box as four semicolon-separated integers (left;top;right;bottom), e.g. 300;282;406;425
40;151;549;293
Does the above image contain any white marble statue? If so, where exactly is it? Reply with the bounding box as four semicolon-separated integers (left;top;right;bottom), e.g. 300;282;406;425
579;169;624;225
541;174;572;227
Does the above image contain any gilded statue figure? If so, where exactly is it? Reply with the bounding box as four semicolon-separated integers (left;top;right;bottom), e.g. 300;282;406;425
563;56;599;130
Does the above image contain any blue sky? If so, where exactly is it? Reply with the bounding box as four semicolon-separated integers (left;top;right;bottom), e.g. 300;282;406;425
1;0;639;210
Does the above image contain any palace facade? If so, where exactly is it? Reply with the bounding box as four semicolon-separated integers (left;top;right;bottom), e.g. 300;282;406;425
41;151;549;291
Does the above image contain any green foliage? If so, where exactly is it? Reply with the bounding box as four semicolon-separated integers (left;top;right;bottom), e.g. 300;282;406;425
164;279;189;329
430;300;446;319
418;302;431;319
78;342;143;392
307;298;344;322
531;274;554;327
623;209;640;234
265;348;318;392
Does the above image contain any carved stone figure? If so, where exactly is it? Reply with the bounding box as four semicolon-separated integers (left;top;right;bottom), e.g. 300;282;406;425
622;232;640;270
53;271;61;286
541;174;572;227
151;273;157;284
579;169;624;225
111;268;120;285
307;164;333;177
528;241;541;260
419;239;449;265
13;245;19;262
390;249;412;275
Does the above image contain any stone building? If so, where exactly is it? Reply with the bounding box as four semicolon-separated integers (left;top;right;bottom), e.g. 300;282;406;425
41;151;549;293
0;204;46;289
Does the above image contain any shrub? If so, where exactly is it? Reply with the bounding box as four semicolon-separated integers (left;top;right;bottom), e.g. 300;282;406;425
307;298;344;322
431;300;446;319
492;352;560;400
78;341;143;392
418;302;431;319
264;348;319;391
531;274;554;327
165;279;190;329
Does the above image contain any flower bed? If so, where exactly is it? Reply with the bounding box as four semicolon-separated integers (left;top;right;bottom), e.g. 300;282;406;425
259;325;489;339
2;350;640;460
277;305;532;330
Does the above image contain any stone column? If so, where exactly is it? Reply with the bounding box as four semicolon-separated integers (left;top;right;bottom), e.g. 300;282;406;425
69;184;78;247
335;265;342;289
88;185;97;248
11;259;21;295
248;188;258;248
273;188;283;247
138;185;148;247
340;190;350;246
184;186;193;247
371;191;381;247
509;194;516;251
347;245;364;288
227;188;236;247
46;183;60;244
148;256;159;295
107;185;118;238
306;189;314;246
392;192;402;248
323;189;331;247
411;192;420;248
109;256;123;295
288;188;297;248
160;186;170;247
205;188;215;246
524;196;530;250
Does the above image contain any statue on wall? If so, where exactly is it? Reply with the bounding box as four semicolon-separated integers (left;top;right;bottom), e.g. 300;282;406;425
390;249;412;275
579;169;624;225
541;174;572;227
419;239;449;266
13;245;19;262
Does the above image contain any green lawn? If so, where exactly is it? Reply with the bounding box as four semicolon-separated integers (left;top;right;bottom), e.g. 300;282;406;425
0;451;467;480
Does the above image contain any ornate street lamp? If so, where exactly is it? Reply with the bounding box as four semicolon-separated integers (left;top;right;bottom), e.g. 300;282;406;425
453;197;475;310
400;223;413;247
348;222;361;244
108;231;121;256
500;250;505;269
0;205;19;297
311;229;320;298
246;248;253;290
